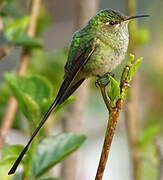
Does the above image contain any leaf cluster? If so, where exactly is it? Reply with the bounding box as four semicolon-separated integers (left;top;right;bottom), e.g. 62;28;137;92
107;54;143;108
0;133;86;180
3;16;42;48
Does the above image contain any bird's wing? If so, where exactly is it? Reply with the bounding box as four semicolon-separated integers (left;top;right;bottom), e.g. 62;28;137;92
64;29;95;74
55;37;98;104
8;36;98;175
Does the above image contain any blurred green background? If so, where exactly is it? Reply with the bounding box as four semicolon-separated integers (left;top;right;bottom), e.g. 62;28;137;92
0;0;163;180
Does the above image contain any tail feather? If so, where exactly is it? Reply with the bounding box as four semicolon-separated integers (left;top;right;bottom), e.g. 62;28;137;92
8;77;85;175
59;78;85;105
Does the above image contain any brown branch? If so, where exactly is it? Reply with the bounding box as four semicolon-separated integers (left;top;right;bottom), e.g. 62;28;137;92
0;0;41;151
125;0;140;179
95;76;129;180
0;44;12;60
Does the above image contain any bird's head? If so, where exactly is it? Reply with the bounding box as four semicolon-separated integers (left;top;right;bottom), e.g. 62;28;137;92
89;9;149;34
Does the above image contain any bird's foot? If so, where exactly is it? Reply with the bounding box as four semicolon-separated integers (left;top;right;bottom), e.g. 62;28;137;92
95;72;114;87
108;72;114;78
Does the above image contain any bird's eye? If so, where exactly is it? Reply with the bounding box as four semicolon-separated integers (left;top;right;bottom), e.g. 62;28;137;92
105;21;115;26
109;21;115;26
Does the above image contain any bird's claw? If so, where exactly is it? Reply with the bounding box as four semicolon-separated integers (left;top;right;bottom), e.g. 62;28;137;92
95;72;114;87
95;78;106;87
108;72;115;78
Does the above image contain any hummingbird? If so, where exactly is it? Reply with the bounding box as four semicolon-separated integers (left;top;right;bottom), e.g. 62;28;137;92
8;9;149;175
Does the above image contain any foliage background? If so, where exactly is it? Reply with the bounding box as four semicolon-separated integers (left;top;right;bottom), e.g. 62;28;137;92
0;0;162;180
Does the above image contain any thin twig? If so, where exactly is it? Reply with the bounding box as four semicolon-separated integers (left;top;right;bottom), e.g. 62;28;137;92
99;84;112;112
0;0;41;151
95;78;128;180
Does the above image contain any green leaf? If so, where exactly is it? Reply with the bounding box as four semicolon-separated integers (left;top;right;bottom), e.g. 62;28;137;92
128;57;144;82
4;16;30;42
13;33;42;48
107;75;120;107
4;16;42;48
0;145;24;180
0;160;14;180
5;74;53;122
30;133;86;177
121;54;135;82
120;55;144;84
24;141;38;179
126;54;135;67
137;125;161;148
2;145;24;161
23;94;40;122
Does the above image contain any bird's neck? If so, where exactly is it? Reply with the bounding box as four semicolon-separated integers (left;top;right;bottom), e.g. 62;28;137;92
97;28;129;55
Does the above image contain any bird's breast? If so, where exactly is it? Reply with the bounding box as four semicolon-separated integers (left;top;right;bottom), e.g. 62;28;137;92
82;39;127;77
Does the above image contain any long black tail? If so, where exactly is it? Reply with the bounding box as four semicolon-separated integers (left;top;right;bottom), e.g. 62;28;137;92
8;78;85;175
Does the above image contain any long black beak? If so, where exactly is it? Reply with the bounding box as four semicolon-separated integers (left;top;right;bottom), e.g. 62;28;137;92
126;14;150;21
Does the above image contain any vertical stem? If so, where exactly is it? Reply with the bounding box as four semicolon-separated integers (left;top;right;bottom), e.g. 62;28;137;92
95;82;127;180
61;0;99;180
125;0;140;180
0;0;41;151
95;109;118;180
